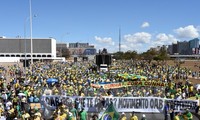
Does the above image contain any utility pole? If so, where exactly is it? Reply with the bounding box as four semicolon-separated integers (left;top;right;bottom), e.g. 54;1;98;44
29;0;33;64
119;27;121;52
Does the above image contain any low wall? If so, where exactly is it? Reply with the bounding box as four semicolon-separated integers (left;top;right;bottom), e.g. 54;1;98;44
0;57;20;62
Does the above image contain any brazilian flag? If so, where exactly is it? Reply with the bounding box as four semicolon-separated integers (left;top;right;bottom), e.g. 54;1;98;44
99;103;120;120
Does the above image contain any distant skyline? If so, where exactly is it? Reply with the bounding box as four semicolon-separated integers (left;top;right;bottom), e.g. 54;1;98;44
0;0;200;53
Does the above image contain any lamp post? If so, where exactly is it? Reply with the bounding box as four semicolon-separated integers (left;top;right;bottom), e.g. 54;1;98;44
24;17;30;81
29;0;33;64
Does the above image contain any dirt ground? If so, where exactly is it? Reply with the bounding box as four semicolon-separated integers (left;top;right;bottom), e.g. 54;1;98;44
166;60;200;85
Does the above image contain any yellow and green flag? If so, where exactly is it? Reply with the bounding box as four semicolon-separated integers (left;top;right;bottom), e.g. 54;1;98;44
99;103;120;120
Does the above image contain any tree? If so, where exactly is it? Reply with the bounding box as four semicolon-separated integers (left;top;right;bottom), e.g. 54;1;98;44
153;46;169;61
112;51;138;60
140;49;157;62
112;52;124;60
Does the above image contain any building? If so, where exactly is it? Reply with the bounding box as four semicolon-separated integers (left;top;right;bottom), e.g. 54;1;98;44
56;43;67;57
189;38;199;54
68;42;96;61
172;43;178;54
0;37;60;62
167;45;173;55
69;42;89;48
177;41;190;55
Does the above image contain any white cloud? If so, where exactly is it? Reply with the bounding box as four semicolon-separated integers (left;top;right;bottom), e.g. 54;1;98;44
141;22;150;28
154;33;178;45
121;44;129;50
197;26;200;32
124;32;151;44
174;25;199;38
94;36;114;45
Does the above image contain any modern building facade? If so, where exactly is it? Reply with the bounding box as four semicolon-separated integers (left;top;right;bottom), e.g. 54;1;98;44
189;38;200;54
56;43;67;57
69;42;89;48
167;45;173;55
68;42;96;61
172;43;178;54
0;37;57;62
167;38;200;55
177;41;190;55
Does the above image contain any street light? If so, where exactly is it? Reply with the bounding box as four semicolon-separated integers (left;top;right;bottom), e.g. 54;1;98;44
29;0;33;64
24;17;30;81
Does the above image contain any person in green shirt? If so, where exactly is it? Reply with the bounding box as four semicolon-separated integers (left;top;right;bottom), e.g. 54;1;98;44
78;107;87;120
68;112;75;120
183;109;193;120
70;104;78;119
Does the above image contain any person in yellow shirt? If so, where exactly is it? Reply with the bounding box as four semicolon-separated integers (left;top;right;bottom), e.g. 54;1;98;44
33;112;42;120
120;112;127;120
189;85;194;97
21;111;30;120
130;112;138;120
174;112;181;120
60;111;67;120
0;103;4;117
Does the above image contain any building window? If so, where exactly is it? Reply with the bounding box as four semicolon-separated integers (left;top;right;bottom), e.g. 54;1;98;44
33;55;36;57
16;55;20;57
47;55;51;57
42;55;46;57
11;55;15;57
0;55;4;57
37;55;41;57
6;55;10;57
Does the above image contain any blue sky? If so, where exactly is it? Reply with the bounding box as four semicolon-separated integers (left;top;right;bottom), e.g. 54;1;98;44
0;0;200;53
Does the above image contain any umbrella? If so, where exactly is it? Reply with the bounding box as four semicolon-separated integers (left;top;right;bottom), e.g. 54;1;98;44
46;78;58;83
18;93;26;96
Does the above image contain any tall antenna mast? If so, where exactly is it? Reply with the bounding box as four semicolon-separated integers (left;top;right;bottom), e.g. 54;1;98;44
119;27;121;52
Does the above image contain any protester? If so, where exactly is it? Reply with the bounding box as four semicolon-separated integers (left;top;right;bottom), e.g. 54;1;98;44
0;60;199;119
164;103;169;120
183;109;193;120
174;112;181;120
130;112;138;120
169;103;175;120
120;112;127;120
92;114;98;120
141;114;147;120
78;107;87;120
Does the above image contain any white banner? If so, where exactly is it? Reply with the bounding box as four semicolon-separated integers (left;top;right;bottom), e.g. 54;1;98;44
40;96;198;113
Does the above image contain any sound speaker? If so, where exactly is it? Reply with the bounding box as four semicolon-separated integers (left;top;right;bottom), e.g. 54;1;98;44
74;57;77;62
96;54;111;66
23;60;30;67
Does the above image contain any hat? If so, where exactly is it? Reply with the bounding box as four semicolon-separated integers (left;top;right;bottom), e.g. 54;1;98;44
68;112;73;116
34;112;40;116
142;114;146;117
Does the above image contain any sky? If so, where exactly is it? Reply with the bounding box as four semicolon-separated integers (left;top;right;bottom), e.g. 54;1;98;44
0;0;200;53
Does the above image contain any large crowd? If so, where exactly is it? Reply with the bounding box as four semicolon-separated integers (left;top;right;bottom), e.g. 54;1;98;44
0;60;199;120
